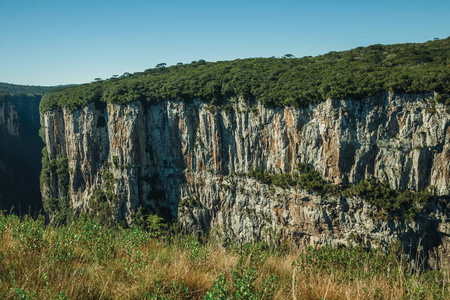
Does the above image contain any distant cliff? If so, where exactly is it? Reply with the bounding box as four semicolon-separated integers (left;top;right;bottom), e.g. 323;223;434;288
41;92;450;268
0;94;44;214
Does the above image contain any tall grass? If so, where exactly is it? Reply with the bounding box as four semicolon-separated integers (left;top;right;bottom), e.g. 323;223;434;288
0;212;448;299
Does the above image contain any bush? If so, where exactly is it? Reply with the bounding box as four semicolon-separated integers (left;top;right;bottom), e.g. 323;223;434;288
89;189;114;227
12;215;47;254
204;243;277;300
343;177;432;219
241;163;338;196
40;152;73;225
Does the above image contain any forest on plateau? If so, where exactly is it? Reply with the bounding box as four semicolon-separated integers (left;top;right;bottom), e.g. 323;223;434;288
40;37;450;113
0;83;55;97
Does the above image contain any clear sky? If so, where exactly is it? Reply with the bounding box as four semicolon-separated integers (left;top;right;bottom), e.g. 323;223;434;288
0;0;449;86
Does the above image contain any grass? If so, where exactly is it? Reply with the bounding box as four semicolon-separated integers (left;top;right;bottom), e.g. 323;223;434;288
0;212;448;299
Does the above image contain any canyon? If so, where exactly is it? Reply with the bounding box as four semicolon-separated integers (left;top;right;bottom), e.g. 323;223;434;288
40;92;450;269
0;94;43;214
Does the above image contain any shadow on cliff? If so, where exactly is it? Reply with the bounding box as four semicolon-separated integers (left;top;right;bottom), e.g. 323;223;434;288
0;95;44;216
408;195;450;270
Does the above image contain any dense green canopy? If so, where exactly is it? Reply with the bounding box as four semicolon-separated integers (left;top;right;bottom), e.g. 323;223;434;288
40;37;450;112
0;82;55;97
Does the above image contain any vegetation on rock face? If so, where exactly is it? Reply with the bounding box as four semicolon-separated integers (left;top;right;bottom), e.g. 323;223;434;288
235;163;338;195
239;163;434;220
40;37;450;112
40;149;73;225
88;171;118;227
343;177;433;219
89;189;115;227
0;211;447;299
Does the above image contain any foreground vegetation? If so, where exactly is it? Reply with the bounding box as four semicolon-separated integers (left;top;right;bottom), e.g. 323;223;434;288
40;37;450;112
0;212;448;299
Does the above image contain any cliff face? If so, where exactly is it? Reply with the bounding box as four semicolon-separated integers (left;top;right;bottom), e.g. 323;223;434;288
0;95;44;214
41;92;450;268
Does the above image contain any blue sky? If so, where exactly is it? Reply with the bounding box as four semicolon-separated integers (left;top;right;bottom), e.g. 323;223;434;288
0;0;449;86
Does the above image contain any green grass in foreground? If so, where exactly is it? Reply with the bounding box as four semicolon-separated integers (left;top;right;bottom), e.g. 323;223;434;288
40;37;450;113
0;212;448;299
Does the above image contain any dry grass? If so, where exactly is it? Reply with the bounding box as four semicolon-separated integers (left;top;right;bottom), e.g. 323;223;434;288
0;213;448;299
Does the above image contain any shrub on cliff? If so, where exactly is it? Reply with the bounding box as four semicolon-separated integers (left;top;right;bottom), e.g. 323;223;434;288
241;164;433;220
40;150;73;225
343;177;432;219
240;163;339;196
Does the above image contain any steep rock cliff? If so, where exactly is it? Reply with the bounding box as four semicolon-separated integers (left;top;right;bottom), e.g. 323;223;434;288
0;95;44;214
41;92;450;267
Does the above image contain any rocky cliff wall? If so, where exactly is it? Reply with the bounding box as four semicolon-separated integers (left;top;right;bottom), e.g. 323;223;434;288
0;95;44;214
41;92;450;268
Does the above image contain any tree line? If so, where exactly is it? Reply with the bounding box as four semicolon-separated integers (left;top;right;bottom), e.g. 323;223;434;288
40;37;450;112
